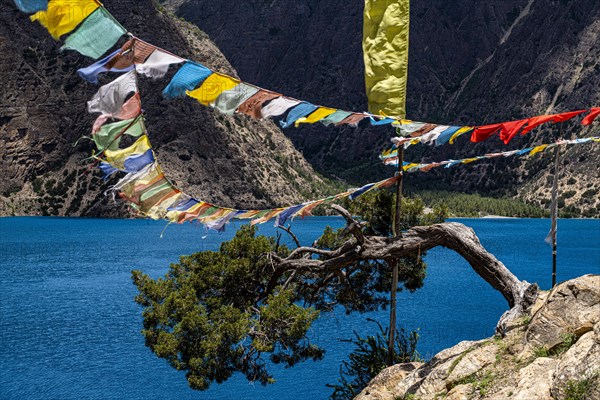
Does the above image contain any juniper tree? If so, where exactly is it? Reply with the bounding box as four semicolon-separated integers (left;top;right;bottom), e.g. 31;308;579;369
132;191;537;391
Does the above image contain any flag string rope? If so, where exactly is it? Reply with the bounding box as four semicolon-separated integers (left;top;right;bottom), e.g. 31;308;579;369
384;136;600;172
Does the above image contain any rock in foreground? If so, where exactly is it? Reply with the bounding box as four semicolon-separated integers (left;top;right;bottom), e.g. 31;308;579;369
356;275;600;400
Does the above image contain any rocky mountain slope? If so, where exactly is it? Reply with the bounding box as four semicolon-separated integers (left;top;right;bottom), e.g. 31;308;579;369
356;274;600;400
165;0;600;217
0;0;330;217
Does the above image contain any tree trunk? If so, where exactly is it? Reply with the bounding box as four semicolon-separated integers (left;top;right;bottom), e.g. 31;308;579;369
275;211;538;334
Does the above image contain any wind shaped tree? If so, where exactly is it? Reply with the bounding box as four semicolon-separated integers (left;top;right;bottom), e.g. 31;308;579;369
132;191;538;391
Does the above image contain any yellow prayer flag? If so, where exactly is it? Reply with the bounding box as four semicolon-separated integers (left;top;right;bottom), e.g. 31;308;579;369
118;163;164;201
104;135;152;169
144;193;183;220
236;210;263;219
363;0;410;118
530;144;550;156
294;107;337;127
449;127;474;144
186;73;240;106
30;0;100;40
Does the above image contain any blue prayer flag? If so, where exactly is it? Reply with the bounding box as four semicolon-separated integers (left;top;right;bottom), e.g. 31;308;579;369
13;0;47;13
163;61;212;99
124;149;155;173
280;103;318;128
77;49;134;84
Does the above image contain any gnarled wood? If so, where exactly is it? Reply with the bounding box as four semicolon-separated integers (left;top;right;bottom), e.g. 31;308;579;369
273;207;538;334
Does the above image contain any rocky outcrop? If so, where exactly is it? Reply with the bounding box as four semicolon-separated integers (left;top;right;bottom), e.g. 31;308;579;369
356;275;600;400
0;1;331;217
165;0;600;216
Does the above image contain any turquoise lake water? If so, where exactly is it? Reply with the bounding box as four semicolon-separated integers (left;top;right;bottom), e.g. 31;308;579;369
0;217;598;399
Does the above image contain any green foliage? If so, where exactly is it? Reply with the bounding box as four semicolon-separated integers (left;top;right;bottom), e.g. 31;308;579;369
447;370;494;396
133;190;442;391
310;191;448;313
414;190;546;218
32;178;44;194
132;225;322;390
327;321;420;400
476;371;495;396
533;333;578;358
533;346;550;358
341;191;447;236
564;373;598;400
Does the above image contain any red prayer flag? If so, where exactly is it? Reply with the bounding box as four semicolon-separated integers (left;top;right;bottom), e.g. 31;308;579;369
471;123;503;142
551;109;587;122
500;119;529;144
521;110;587;135
521;115;556;135
582;108;600;126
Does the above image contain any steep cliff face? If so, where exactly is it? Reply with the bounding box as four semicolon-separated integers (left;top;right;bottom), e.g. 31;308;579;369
166;0;600;216
0;0;329;217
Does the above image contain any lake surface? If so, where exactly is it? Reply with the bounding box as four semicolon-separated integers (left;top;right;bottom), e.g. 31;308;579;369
1;217;598;399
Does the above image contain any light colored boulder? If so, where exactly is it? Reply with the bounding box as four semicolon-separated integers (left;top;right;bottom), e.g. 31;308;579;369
355;362;422;400
393;340;486;399
551;329;600;399
524;275;600;352
446;384;472;400
446;344;498;387
355;276;600;400
512;357;555;400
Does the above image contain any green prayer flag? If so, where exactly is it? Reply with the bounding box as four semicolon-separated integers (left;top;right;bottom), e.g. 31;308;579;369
61;7;126;60
363;0;410;118
94;117;145;151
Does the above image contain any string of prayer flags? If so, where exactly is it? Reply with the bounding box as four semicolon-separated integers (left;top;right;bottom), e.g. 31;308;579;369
82;67;404;230
30;0;100;40
161;53;598;141
13;0;600;232
18;0;599;150
383;136;600;173
60;7;126;59
13;0;47;13
387;109;599;151
159;174;400;229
